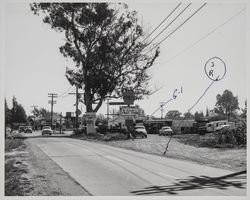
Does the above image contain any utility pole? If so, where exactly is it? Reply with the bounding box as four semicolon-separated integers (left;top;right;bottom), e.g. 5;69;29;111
59;112;62;134
48;93;58;129
107;98;110;120
69;86;84;133
31;105;38;130
160;102;165;119
81;106;83;127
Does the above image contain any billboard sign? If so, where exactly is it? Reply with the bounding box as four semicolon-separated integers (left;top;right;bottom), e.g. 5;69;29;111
120;106;139;116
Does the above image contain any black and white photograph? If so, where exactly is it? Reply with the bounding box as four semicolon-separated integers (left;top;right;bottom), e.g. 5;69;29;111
1;0;248;197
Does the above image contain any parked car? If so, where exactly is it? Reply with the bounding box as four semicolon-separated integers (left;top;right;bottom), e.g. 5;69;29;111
18;126;26;133
132;125;147;138
159;126;173;136
25;126;33;133
42;126;53;135
215;124;234;132
206;120;228;132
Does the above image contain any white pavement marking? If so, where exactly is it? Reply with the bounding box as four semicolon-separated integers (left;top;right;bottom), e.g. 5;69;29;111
105;155;125;162
158;172;180;179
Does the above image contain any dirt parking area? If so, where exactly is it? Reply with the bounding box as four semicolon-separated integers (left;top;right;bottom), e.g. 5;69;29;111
100;134;246;172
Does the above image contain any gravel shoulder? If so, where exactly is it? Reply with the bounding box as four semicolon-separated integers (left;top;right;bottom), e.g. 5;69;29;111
94;134;246;172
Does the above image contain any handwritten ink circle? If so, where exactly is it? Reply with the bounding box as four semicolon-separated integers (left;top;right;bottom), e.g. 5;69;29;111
204;57;226;81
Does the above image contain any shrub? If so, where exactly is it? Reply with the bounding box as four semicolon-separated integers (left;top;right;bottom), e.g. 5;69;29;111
214;122;246;146
83;132;104;140
103;133;127;141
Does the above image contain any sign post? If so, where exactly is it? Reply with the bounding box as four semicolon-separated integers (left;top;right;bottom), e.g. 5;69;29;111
85;112;96;134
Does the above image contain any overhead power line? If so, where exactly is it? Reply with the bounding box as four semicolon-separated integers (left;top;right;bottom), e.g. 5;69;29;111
141;2;182;43
150;98;173;116
146;3;192;47
145;3;207;55
58;85;73;97
157;7;246;65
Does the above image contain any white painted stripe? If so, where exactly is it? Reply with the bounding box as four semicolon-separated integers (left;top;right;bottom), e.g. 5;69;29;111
105;155;125;162
158;172;179;179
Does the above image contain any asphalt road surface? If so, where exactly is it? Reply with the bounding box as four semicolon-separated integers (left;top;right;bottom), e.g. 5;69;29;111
26;135;246;196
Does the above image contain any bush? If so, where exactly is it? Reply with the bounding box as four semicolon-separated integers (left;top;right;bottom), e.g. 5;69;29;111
103;133;127;141
82;132;104;140
214;123;246;146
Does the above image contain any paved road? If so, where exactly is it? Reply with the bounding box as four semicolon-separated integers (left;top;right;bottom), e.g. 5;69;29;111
16;130;73;138
26;136;246;196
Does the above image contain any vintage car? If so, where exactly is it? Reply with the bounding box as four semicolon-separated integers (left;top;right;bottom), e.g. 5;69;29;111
159;126;173;136
25;126;33;133
132;125;147;138
42;126;53;135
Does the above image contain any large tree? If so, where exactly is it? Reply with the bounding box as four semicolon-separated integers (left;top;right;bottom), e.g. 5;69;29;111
183;112;194;119
11;96;27;123
214;89;239;117
30;3;159;112
194;111;204;121
241;100;247;118
5;99;12;125
165;110;182;119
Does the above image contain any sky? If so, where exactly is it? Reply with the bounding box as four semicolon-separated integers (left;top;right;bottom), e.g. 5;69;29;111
2;0;247;118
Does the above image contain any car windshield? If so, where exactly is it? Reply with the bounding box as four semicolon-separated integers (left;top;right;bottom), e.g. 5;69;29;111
43;126;51;129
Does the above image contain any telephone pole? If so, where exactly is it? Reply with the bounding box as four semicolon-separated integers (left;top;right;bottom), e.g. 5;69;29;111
31;105;38;130
160;102;165;119
69;86;84;133
59;112;62;134
48;93;58;129
107;98;110;120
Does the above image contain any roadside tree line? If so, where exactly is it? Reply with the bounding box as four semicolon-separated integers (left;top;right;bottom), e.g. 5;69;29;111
164;89;246;122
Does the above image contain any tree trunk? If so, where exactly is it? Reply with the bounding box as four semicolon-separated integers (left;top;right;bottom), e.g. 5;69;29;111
85;88;93;112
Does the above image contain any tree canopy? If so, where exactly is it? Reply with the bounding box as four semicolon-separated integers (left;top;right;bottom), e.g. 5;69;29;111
31;107;51;119
165;110;182;119
30;3;159;112
5;99;12;125
10;96;27;124
194;111;204;121
183;112;194;119
240;100;247;118
214;89;239;116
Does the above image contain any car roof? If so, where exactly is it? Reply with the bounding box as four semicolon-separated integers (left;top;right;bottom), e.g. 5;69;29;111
162;126;171;128
135;126;145;128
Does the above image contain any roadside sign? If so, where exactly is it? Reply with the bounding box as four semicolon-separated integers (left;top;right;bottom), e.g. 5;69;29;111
124;115;135;120
123;90;135;105
120;106;139;116
85;112;96;120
